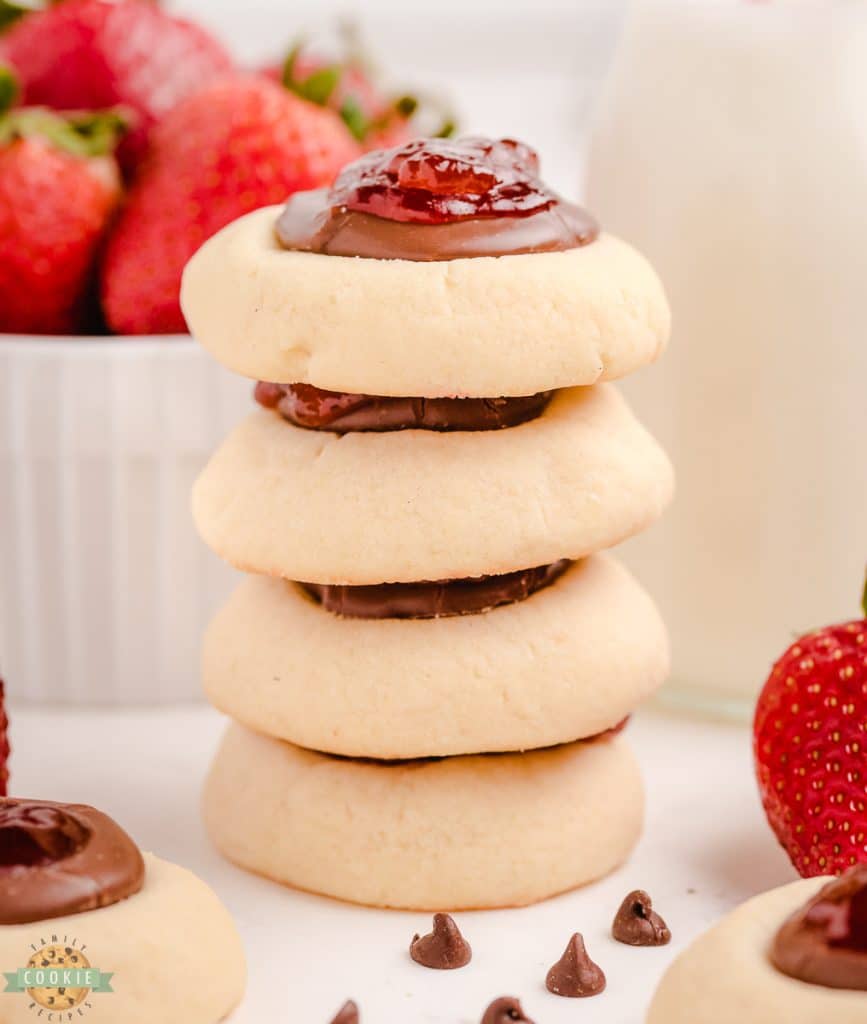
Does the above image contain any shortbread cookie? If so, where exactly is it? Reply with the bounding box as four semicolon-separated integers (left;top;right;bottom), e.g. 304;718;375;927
204;724;643;910
0;802;244;1024
203;555;668;758
647;877;867;1024
192;384;674;584
180;204;669;397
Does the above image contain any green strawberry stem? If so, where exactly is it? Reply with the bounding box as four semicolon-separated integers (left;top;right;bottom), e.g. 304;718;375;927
434;117;456;139
338;96;366;142
0;64;17;116
280;36;454;143
283;43;341;104
0;1;31;31
862;567;867;618
0;106;129;156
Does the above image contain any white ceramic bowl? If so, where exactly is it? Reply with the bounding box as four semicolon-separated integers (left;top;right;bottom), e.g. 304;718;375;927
0;334;249;705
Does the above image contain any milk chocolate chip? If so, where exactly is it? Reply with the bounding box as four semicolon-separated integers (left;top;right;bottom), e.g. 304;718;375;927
612;890;671;946
480;996;535;1024
329;1000;359;1024
0;798;145;924
545;933;606;998
771;866;867;990
410;913;472;969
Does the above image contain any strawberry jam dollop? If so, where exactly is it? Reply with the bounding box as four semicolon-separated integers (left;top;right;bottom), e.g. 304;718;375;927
275;135;598;260
0;802;89;868
330;137;557;223
771;866;867;990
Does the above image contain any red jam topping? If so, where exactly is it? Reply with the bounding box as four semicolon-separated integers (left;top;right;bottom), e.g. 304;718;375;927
771;866;867;990
329;137;557;224
807;884;867;952
275;136;599;260
0;803;90;868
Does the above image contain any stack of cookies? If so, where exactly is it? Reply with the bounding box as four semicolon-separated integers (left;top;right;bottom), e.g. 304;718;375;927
182;137;673;910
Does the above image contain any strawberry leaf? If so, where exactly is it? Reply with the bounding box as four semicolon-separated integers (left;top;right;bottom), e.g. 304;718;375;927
297;66;341;106
281;41;303;90
0;64;17;116
0;106;128;157
395;95;418;118
65;108;130;156
339;96;368;141
434;118;457;139
0;1;31;32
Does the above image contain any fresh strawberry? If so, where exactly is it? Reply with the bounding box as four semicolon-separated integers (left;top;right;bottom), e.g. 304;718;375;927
0;0;233;173
276;41;417;150
263;30;454;150
0;678;9;796
0;66;125;333
100;74;361;335
754;575;867;877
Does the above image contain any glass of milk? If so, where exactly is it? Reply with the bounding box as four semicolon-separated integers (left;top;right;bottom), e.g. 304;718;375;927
586;0;867;719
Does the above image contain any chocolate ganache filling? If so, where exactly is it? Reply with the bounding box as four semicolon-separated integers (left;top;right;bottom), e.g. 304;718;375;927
0;798;145;924
771;866;867;991
255;382;553;433
275;136;599;261
300;560;570;620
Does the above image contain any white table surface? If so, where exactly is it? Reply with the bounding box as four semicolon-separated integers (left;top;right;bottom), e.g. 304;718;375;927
9;703;796;1023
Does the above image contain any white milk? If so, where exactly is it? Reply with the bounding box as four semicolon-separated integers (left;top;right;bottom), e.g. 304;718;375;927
587;0;867;717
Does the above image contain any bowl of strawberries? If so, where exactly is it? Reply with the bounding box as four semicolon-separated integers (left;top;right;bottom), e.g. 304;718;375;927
0;0;422;704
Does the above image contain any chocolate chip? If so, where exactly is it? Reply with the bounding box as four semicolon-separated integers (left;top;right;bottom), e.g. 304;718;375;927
612;890;671;946
329;1000;358;1024
409;913;472;969
480;996;535;1024
545;933;606;997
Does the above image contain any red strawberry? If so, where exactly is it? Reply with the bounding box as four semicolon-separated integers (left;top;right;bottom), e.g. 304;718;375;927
274;41;418;150
0;67;125;334
754;575;867;877
0;678;9;796
0;0;233;172
100;74;361;335
262;30;454;151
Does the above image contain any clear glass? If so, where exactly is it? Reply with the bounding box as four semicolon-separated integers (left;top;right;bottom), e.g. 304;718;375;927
586;0;867;721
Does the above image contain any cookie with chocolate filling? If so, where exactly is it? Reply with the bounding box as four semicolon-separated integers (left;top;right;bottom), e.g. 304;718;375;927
648;875;867;1024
